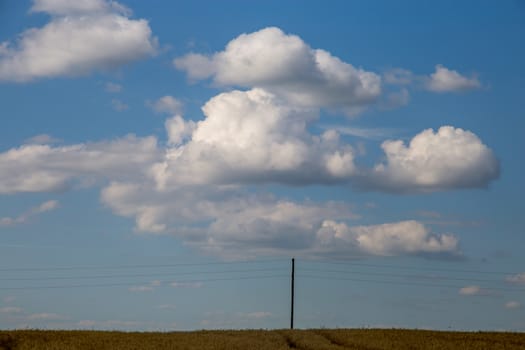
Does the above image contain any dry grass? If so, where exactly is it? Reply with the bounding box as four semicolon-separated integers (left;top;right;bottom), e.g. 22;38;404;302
1;329;525;349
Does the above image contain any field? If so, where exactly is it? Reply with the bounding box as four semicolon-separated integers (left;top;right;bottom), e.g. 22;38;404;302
1;329;525;350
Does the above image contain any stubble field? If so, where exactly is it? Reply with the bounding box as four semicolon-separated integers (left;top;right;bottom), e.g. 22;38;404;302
2;329;525;350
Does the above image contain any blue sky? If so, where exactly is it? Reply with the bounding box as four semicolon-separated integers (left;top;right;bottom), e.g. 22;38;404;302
0;0;524;331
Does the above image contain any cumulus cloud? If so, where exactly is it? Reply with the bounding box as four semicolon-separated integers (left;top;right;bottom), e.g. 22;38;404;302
0;135;160;194
0;200;59;227
175;27;381;114
359;126;500;192
317;220;460;257
0;0;157;82
30;0;131;16
385;65;481;94
426;65;481;92
150;95;184;115
101;178;459;258
151;89;356;188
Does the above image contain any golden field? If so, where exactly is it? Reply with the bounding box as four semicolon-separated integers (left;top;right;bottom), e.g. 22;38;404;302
1;329;525;350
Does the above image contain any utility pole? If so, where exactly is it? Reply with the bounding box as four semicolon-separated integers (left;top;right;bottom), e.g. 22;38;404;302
290;257;295;329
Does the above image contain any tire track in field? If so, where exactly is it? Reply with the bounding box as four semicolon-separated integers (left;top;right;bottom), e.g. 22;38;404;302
278;330;356;350
313;330;383;350
277;331;300;349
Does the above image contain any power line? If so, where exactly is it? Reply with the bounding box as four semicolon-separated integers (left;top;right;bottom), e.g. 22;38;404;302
0;274;289;291
298;268;509;285
300;259;522;276
297;274;525;293
0;258;288;272
1;267;288;282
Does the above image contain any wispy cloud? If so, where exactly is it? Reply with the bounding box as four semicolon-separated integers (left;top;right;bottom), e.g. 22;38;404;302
384;65;482;93
112;98;129;111
242;311;272;319
0;307;22;313
506;273;525;285
27;313;66;320
148;95;183;115
326;126;398;140
105;82;122;93
459;285;494;296
505;301;522;309
128;280;161;292
24;134;61;145
170;281;203;288
0;200;59;227
157;304;177;310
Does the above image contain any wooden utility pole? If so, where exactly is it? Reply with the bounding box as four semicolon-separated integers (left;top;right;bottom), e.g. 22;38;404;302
290;257;295;329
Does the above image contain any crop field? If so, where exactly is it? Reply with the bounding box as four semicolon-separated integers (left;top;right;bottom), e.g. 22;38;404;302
1;329;525;350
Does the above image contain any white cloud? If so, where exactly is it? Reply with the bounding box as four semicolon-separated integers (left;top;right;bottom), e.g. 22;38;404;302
242;311;272;319
459;285;493;296
76;319;143;330
27;312;66;320
101;179;459;258
0;135;160;194
318;220;460;257
164;115;195;146
175;27;381;114
506;273;525;284
426;65;481;92
151;89;356;188
24;134;61;145
30;0;131;16
330;126;397;140
105;82;122;93
0;200;59;227
383;68;414;86
128;280;161;292
0;307;22;313
3;296;16;304
170;281;203;288
150;95;184;115
360;126;499;192
0;0;157;82
112;98;129;111
382;88;410;109
505;301;522;309
36;200;59;213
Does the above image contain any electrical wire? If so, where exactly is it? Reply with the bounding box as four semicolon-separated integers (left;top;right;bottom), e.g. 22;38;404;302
0;258;288;272
298;268;508;284
2;267;288;281
0;274;289;291
297;273;525;293
299;258;522;276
